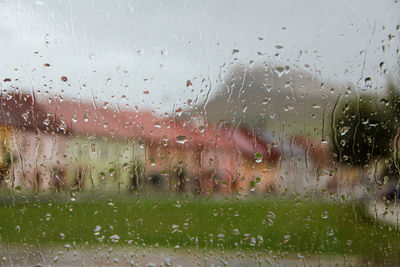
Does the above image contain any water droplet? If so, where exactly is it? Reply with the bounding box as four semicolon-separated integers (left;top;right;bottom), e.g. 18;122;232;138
254;152;263;163
165;258;172;266
283;234;291;243
150;158;156;166
109;234;120;243
250;180;256;191
340;126;350;136
327;228;334;236
93;225;101;236
249;237;256;246
171;224;180;233
53;255;61;263
136;49;144;55
71;114;77;123
84;112;90;122
321;211;328;219
109;168;115;177
274;67;285;77
313;104;321;109
266;211;276;227
176;136;187;145
175;107;183;116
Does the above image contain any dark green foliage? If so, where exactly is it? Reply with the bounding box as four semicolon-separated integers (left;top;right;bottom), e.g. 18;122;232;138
330;84;400;167
387;81;400;126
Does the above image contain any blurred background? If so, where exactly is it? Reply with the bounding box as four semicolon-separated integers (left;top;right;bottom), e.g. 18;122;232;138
0;0;400;265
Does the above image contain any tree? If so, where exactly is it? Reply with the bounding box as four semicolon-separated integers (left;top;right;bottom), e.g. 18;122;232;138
330;77;400;170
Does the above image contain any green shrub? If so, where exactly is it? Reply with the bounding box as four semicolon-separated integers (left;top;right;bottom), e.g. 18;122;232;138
330;86;399;166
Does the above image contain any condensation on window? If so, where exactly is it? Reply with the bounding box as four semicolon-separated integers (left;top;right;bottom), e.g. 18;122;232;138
0;0;399;266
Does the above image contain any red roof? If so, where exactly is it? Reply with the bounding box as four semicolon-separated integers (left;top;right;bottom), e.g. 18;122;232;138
0;92;60;133
0;91;280;162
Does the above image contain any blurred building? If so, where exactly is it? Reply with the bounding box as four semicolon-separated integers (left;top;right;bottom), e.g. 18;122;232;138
0;90;345;195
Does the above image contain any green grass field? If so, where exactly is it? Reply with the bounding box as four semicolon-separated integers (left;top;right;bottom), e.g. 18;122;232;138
0;193;399;262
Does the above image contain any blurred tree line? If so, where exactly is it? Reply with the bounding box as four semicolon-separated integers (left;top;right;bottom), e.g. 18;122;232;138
330;75;400;187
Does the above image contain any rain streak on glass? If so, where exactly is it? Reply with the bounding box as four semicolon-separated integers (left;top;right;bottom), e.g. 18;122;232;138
0;0;399;266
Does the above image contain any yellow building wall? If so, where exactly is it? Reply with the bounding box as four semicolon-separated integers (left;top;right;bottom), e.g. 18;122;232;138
0;126;12;179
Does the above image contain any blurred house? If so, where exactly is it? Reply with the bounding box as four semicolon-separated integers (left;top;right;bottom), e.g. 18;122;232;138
0;91;138;191
119;114;281;194
290;135;376;197
0;92;69;190
0;91;283;194
150;120;281;194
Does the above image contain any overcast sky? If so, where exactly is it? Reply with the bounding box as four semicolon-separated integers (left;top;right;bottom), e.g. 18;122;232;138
0;0;399;113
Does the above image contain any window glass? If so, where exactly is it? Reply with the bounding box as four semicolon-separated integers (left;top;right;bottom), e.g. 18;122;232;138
0;0;399;265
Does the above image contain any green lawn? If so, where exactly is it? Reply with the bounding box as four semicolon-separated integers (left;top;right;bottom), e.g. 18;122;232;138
0;192;399;262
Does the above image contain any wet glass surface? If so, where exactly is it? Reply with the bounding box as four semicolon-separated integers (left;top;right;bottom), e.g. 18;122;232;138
0;0;399;265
